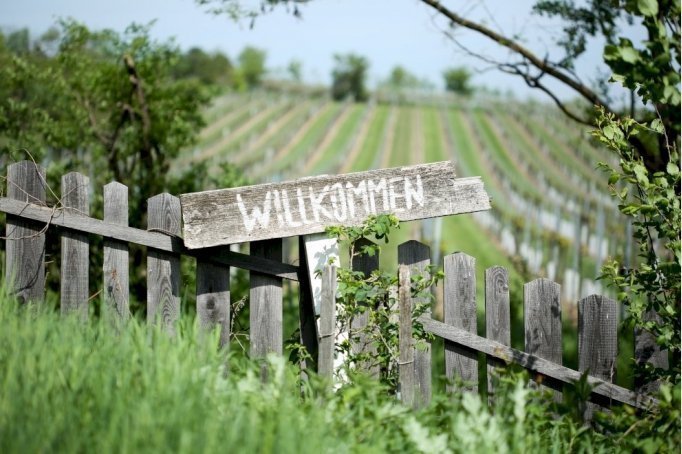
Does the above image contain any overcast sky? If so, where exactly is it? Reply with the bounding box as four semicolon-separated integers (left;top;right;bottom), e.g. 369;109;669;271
1;0;620;100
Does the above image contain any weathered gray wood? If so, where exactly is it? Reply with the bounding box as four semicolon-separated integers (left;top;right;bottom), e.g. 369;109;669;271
418;316;656;410
398;265;416;407
318;265;337;381
485;266;510;404
103;182;129;322
579;295;617;420
147;193;181;335
524;278;562;397
250;239;283;357
298;235;319;374
181;161;491;248
398;240;432;406
302;233;339;315
0;196;299;280
444;252;478;392
60;172;89;318
350;237;379;376
635;310;669;393
5;161;46;304
197;255;230;349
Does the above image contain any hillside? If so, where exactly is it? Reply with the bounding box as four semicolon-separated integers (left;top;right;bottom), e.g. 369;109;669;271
175;90;628;307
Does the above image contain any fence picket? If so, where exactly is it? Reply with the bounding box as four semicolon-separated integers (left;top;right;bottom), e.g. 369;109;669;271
60;172;89;318
579;295;617;420
147;193;181;335
398;264;415;407
5;161;46;304
485;266;510;404
351;237;379;376
635;310;669;393
197;255;230;349
250;239;283;358
524;278;562;398
318;265;337;381
398;240;432;406
444;252;478;392
103;182;129;322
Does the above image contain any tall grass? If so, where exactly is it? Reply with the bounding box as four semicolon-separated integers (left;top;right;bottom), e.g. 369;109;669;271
0;287;677;453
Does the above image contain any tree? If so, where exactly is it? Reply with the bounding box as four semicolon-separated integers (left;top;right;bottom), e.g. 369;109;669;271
287;59;303;82
199;0;679;172
331;53;369;102
173;47;234;86
237;46;267;89
0;21;210;204
442;67;472;96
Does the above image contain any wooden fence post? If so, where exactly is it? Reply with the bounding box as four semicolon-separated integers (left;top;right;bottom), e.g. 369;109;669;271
318;265;337;381
579;295;617;420
196;253;230;349
60;172;89;318
147;193;181;335
103;182;129;322
444;252;478;392
398;264;416;407
399;240;432;406
524;278;562;398
635;310;669;393
297;236;318;374
351;237;379;376
250;239;283;358
485;266;510;404
5;161;46;304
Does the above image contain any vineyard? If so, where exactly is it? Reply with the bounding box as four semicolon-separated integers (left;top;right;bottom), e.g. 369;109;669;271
174;90;627;311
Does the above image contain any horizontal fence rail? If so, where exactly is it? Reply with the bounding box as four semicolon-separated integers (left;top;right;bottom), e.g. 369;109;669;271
0;161;666;415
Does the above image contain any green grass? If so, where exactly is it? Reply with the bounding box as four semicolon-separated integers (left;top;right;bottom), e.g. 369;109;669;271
351;105;389;172
0;288;676;453
311;103;366;174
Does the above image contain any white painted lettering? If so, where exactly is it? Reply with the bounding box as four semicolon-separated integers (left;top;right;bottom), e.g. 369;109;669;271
296;188;312;225
272;190;285;227
236;192;272;232
345;181;369;218
404;175;424;209
367;178;388;213
388;176;405;212
309;186;333;222
281;190;301;227
329;182;347;222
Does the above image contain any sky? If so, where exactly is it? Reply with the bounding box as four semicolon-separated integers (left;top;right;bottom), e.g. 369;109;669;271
0;0;619;101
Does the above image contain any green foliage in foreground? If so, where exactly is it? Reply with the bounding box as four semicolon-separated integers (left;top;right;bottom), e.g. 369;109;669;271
0;291;678;453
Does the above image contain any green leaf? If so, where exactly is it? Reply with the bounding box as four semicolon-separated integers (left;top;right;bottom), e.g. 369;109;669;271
637;0;659;16
666;161;679;176
619;46;640;63
650;118;665;134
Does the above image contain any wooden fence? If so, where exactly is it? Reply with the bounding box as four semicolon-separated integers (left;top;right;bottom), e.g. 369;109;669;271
0;161;664;415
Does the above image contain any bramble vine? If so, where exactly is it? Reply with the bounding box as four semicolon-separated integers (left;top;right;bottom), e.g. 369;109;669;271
325;214;441;391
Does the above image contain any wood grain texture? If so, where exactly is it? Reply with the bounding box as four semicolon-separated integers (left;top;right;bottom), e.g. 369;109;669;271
318;265;337;381
181;161;491;248
297;236;319;374
147;193;181;335
579;295;617;420
0;197;299;280
5;161;46;304
418;316;656;410
350;237;379;376
250;239;283;357
398;265;415;407
444;252;478;391
197;256;230;349
398;240;432;407
60;172;89;318
103;182;129;322
485;266;510;403
524;278;562;398
635;310;669;393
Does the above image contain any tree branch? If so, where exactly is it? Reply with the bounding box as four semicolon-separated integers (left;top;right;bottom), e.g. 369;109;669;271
419;0;612;111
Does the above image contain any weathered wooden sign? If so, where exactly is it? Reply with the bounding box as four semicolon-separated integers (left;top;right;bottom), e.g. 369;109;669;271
180;161;491;249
